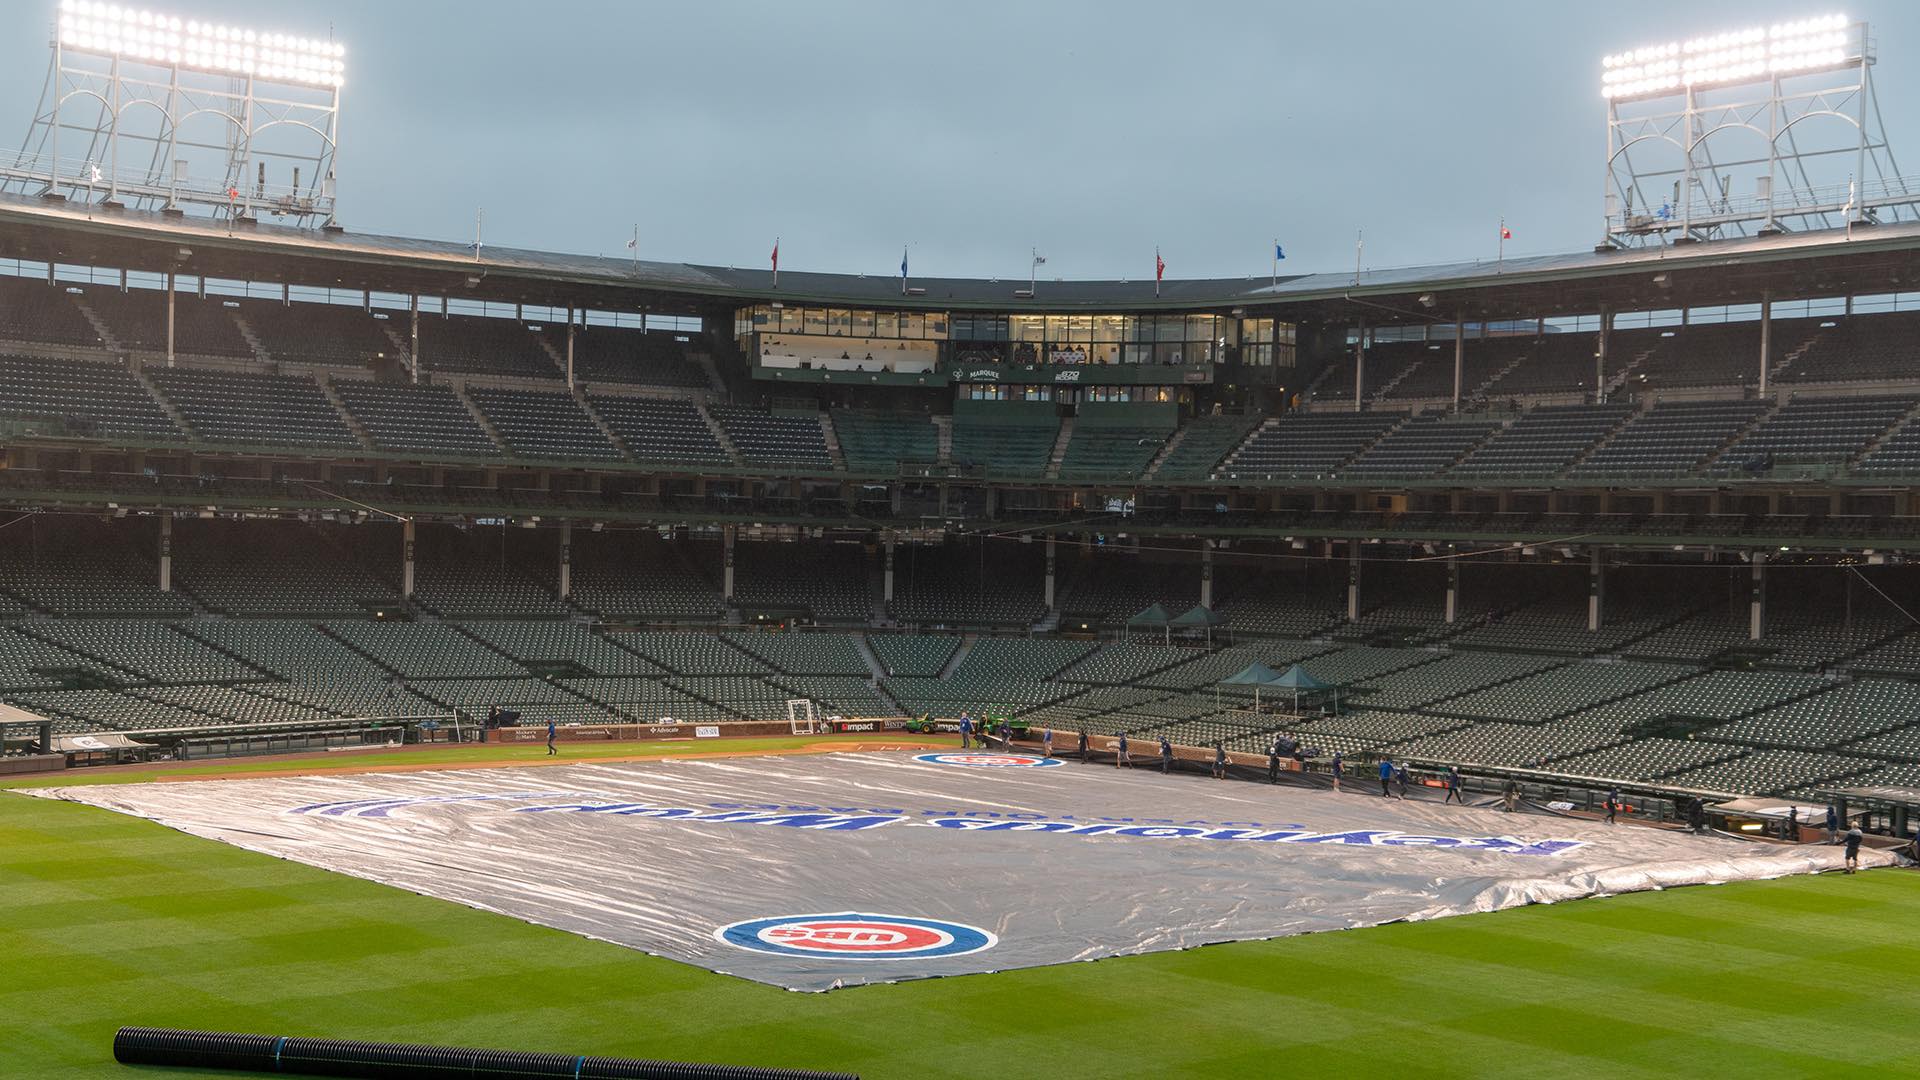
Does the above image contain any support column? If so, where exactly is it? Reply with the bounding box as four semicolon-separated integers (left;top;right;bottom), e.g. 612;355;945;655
1444;548;1458;623
1353;323;1366;413
165;272;177;368
722;525;736;602
401;519;416;600
1452;319;1465;411
1758;291;1772;397
1749;552;1766;641
1595;308;1610;402
557;521;572;601
1044;534;1057;610
565;305;577;390
409;295;421;384
1200;539;1214;609
883;533;896;604
158;515;172;593
1588;548;1605;632
1347;540;1361;622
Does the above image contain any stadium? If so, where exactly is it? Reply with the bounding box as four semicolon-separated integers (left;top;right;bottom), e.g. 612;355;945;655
4;2;1920;1077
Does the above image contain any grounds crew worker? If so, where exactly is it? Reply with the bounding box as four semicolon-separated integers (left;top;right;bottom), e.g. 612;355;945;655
1159;735;1174;774
1116;732;1132;768
1268;738;1283;783
959;712;974;749
1445;764;1464;804
1078;728;1089;760
1213;743;1229;779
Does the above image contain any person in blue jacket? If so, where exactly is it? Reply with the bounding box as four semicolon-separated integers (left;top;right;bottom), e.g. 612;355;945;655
958;711;974;750
1330;752;1344;791
1378;756;1394;797
545;718;557;757
1116;732;1132;768
1445;764;1465;804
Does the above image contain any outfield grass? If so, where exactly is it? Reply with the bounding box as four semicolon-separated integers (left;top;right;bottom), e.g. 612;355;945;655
4;756;1919;1079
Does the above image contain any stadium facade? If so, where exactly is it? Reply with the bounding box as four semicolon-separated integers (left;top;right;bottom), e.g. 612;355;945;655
4;189;1920;823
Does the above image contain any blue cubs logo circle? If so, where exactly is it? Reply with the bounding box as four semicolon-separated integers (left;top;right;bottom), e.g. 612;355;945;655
716;913;997;960
914;752;1063;769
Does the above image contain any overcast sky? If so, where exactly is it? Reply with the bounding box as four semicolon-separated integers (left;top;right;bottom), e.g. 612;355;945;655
9;1;1919;281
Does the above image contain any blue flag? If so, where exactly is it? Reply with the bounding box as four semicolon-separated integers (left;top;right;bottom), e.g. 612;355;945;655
1275;243;1286;260
901;246;909;280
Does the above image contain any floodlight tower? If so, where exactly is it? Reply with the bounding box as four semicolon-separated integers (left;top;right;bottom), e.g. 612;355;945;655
1599;13;1919;248
0;1;345;228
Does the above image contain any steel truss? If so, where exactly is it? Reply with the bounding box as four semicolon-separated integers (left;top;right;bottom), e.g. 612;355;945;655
0;19;339;227
1603;20;1917;247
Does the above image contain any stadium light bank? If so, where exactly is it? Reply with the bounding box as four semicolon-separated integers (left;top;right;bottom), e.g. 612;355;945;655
1600;14;1855;100
55;0;345;87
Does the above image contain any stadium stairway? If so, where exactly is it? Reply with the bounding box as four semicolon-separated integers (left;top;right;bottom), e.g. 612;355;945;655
939;634;976;679
1368;356;1425;404
227;309;273;363
70;295;123;353
130;368;195;439
1470;350;1530;399
1599;341;1660;400
1765;330;1826;385
1044;418;1075;480
694;402;744;464
573;389;632;459
451;385;510;452
316;379;377;451
1142;425;1191;479
1853;400;1920;467
378;321;413;372
1695;403;1780;472
819;414;847;470
533;334;575;380
931;415;953;464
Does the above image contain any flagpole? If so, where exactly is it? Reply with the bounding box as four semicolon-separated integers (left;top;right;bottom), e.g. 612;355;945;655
474;207;484;263
1272;239;1278;288
1353;229;1363;285
631;224;639;272
1498;216;1505;271
773;236;779;288
1030;246;1037;297
1155;246;1161;299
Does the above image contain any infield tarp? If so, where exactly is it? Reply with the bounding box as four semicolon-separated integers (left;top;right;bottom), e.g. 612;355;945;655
22;752;1895;991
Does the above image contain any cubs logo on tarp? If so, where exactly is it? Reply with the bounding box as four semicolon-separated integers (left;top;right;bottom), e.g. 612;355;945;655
913;752;1063;769
716;913;997;960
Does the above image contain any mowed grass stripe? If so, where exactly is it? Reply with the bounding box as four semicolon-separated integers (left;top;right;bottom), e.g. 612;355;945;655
3;789;1919;1079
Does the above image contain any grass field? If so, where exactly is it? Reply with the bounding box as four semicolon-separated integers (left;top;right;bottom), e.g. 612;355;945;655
4;741;1919;1079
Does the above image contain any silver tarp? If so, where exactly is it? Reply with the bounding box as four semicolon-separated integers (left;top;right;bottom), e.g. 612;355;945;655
22;751;1895;991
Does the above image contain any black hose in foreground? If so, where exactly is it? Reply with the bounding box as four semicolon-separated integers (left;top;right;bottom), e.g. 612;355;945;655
112;1027;859;1080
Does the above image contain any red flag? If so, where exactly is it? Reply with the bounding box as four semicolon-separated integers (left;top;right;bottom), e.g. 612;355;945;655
1155;249;1165;282
770;240;779;271
1500;225;1512;240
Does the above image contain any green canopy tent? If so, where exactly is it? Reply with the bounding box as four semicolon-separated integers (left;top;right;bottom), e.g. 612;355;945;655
1268;663;1338;715
1170;603;1227;645
1218;661;1288;712
1125;603;1174;644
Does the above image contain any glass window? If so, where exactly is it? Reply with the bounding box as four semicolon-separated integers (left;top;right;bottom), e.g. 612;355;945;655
926;313;948;339
1093;315;1126;343
1044;315;1067;343
1011;315;1045;342
875;311;899;338
901;312;925;339
852;310;875;337
1064;314;1092;343
803;308;827;336
1186;315;1217;342
1156;318;1185;343
827;309;851;336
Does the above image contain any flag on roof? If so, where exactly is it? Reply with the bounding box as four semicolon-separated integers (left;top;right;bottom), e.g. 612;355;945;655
900;246;909;280
1275;242;1286;261
1155;248;1166;282
771;240;779;270
1500;224;1512;240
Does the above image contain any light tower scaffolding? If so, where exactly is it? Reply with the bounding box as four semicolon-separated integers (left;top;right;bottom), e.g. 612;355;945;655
1;1;345;228
1600;14;1919;248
